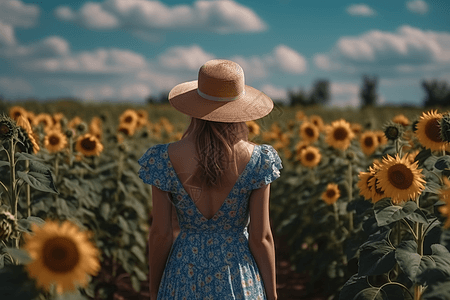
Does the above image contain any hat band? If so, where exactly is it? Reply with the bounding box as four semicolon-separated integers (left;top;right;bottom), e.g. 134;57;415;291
197;88;245;102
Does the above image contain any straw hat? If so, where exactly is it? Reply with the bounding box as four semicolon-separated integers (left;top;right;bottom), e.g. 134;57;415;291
168;59;274;123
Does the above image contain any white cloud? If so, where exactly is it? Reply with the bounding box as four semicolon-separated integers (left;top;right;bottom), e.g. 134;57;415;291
0;76;33;97
230;55;268;81
259;83;288;101
25;48;147;73
0;0;40;28
54;0;266;34
1;36;69;58
120;83;151;99
0;20;15;46
313;25;450;76
78;85;115;101
158;45;215;70
271;45;307;74
346;4;376;16
136;69;180;92
328;82;360;108
406;0;428;14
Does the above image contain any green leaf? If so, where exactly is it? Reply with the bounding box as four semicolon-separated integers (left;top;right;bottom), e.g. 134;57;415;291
130;274;141;293
404;208;429;224
118;215;130;233
133;266;147;281
424;180;442;194
375;201;418;226
420;280;450;300
16;170;58;194
395;240;421;282
3;247;33;264
14;152;44;162
131;245;146;264
415;148;432;167
339;275;372;300
0;161;9;168
435;156;450;170
100;202;110;220
354;287;386;300
358;239;396;276
134;232;147;248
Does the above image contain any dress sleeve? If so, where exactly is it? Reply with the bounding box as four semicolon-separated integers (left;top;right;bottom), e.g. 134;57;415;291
250;144;283;190
138;144;171;192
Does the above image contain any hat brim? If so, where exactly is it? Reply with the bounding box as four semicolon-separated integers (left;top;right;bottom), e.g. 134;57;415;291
168;80;274;123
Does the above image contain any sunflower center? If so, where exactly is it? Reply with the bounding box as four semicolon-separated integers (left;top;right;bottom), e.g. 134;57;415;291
119;128;130;135
333;127;348;141
81;138;97;150
385;126;399;139
305;152;316;161
49;136;60;146
124;116;133;123
388;164;414;190
425;118;443;143
42;237;80;273
305;127;315;137
326;189;336;198
0;124;9;135
364;137;374;147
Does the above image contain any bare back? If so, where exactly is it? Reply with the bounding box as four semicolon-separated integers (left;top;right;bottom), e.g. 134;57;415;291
167;138;256;220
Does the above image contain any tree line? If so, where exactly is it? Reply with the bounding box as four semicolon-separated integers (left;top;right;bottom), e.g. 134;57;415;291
146;76;450;108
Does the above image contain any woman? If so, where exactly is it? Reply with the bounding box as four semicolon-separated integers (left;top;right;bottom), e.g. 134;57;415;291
139;59;282;300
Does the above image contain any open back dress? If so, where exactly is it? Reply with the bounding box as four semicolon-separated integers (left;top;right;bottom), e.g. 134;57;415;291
138;143;283;300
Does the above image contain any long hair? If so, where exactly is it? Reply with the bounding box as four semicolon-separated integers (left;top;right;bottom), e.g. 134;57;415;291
181;117;250;188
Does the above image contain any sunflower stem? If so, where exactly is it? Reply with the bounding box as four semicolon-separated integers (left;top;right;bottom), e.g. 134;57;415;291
25;159;31;218
68;135;73;168
9;138;19;249
347;162;354;232
414;194;424;300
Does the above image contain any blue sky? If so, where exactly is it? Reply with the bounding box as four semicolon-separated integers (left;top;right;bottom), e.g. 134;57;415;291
0;0;449;107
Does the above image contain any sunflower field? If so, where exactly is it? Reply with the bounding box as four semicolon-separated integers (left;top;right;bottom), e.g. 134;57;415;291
1;101;450;300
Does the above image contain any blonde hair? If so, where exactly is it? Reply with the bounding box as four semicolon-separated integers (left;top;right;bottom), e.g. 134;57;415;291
181;117;250;188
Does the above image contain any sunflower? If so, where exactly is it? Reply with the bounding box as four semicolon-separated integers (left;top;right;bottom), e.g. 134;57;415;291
439;113;450;143
68;116;83;130
392;114;410;127
350;123;363;136
295;140;309;155
34;113;54;130
375;153;426;204
374;130;388;147
160;118;174;134
360;131;379;156
119;109;139;129
325;119;355;150
246;120;260;138
118;123;136;137
89;117;103;140
439;177;450;228
287;120;296;132
23;220;101;296
75;133;103;156
299;146;321;168
299;121;319;144
415;110;447;151
17;115;40;153
262;131;278;142
309;115;324;132
44;129;68;153
136;109;149;129
383;121;404;141
321;183;340;205
9;106;28;121
368;176;387;203
295;110;306;121
357;171;374;201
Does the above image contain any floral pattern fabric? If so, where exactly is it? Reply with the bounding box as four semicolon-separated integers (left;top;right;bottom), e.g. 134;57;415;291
138;143;283;299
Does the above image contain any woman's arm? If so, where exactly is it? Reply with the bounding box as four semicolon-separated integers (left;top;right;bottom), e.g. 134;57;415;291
149;185;173;300
248;184;277;300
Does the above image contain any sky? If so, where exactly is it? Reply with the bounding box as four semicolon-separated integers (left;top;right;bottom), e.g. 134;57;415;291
0;0;449;108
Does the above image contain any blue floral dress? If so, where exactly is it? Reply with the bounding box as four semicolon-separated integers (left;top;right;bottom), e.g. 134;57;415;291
138;143;283;300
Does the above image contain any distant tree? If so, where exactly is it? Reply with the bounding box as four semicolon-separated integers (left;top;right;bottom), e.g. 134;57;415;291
146;91;170;104
309;79;330;106
422;79;450;107
360;75;378;107
288;88;309;107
